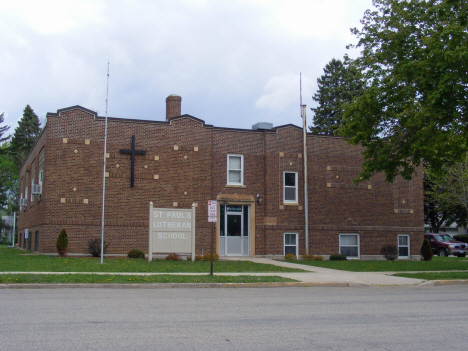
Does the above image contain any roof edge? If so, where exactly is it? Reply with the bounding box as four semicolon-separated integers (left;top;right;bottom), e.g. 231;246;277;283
47;105;98;117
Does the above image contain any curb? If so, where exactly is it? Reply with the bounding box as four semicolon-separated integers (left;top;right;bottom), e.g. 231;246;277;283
0;282;351;289
433;279;468;286
2;280;468;289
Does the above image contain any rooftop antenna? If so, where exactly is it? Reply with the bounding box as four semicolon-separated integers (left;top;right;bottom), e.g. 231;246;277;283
300;73;309;255
100;61;110;264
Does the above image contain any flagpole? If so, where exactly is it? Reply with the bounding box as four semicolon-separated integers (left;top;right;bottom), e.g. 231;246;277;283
300;73;309;255
10;212;16;247
100;62;110;264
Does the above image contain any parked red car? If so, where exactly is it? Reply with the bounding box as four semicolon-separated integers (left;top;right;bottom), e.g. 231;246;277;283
424;233;467;257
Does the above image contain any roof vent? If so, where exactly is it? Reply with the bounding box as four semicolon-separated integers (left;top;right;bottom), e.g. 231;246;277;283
252;122;273;130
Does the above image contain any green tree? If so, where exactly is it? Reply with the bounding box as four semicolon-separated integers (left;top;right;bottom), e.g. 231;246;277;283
10;105;42;168
429;154;468;221
0;144;18;209
424;162;467;233
339;0;468;182
310;58;364;135
0;113;10;146
0;114;16;210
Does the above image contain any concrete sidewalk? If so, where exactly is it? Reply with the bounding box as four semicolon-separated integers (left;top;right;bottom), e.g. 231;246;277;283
223;257;428;286
2;257;466;288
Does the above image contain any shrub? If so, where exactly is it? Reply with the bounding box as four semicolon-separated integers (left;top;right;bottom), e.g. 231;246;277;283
127;249;145;259
329;254;347;261
56;228;69;257
195;255;203;261
420;238;433;261
284;253;297;260
2;235;10;245
88;237;109;258
203;253;219;261
165;253;182;261
454;235;468;244
380;244;398;261
301;254;324;261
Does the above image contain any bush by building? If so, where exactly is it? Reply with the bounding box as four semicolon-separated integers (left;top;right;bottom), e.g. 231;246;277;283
87;238;109;258
329;254;347;261
56;228;68;257
420;238;433;261
380;244;398;260
127;249;145;259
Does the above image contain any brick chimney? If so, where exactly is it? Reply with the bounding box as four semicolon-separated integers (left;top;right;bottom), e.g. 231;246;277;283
166;94;182;120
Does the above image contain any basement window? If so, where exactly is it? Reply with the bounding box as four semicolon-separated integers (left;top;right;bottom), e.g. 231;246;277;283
398;235;410;259
284;233;298;256
339;234;360;258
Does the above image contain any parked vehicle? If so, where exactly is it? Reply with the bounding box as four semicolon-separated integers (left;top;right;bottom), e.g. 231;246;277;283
424;233;467;257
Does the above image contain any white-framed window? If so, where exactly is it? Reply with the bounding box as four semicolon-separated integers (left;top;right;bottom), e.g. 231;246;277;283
283;171;298;203
398;234;410;259
31;177;35;202
339;233;360;258
25;187;28;205
284;233;298;256
39;170;43;186
227;154;244;185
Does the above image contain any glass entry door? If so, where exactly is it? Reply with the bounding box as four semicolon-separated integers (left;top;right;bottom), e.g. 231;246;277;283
219;205;250;256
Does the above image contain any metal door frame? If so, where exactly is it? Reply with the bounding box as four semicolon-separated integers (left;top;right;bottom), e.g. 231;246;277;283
220;205;250;256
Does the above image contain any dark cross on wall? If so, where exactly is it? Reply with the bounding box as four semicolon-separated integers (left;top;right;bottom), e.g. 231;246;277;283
119;135;147;187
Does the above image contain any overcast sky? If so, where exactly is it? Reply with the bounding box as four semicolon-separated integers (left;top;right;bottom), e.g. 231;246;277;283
1;0;373;133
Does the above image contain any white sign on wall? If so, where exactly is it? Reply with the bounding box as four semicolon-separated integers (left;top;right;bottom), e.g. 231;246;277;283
148;203;196;262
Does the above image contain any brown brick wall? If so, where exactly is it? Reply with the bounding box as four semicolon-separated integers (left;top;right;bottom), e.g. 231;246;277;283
17;105;424;257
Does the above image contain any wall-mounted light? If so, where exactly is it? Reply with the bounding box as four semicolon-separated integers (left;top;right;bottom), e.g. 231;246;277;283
256;194;261;204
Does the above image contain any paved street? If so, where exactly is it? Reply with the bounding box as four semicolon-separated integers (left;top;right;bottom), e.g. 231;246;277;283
1;285;467;351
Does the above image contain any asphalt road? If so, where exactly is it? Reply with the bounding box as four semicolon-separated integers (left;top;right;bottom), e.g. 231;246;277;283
1;285;467;351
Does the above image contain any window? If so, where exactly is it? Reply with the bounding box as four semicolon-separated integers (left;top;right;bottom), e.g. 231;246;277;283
227;154;243;185
31;177;34;202
39;170;43;186
25;187;28;204
284;233;298;256
339;234;360;258
283;172;298;203
398;235;410;259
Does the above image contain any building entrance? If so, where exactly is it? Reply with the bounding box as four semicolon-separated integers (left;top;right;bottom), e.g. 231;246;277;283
219;205;250;256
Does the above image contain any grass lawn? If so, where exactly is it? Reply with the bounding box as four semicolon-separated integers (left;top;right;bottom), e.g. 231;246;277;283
287;256;468;272
0;245;303;273
0;274;297;284
394;272;468;280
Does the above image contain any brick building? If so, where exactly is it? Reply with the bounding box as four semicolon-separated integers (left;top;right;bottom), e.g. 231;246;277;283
17;95;424;259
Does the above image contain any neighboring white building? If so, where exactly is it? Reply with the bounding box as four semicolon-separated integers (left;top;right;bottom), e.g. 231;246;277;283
424;223;466;236
1;215;15;244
